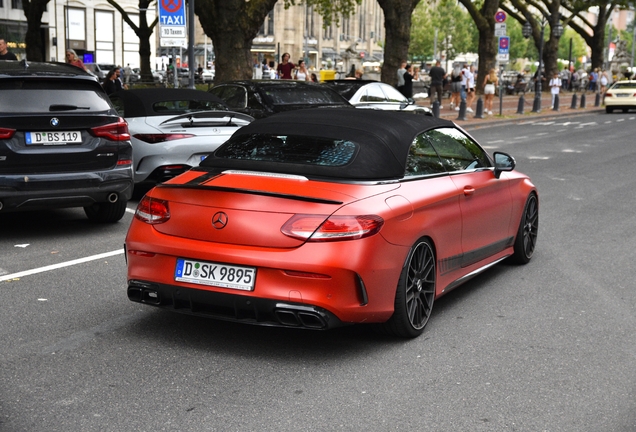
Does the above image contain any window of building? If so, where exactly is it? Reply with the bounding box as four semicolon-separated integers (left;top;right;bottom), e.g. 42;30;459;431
122;14;140;68
95;10;114;64
259;10;274;35
11;0;21;9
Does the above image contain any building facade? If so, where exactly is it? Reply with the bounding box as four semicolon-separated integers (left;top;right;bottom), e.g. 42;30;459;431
0;0;155;68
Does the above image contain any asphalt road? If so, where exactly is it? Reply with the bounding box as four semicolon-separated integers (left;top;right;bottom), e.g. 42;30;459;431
1;111;635;431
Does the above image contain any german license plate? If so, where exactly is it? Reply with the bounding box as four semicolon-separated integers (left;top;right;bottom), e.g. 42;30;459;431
25;131;82;145
615;94;630;98
175;258;256;291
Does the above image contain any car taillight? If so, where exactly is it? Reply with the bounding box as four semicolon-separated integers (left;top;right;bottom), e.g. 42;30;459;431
281;214;384;242
0;127;16;139
133;134;195;143
90;117;130;141
135;196;170;224
606;92;613;97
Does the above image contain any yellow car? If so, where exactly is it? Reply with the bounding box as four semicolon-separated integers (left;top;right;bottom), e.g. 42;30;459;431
604;80;636;113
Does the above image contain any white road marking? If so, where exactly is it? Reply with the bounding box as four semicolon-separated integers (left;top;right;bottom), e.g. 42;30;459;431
528;156;550;160
534;121;555;125
514;136;529;140
536;132;549;136
563;149;582;153
14;244;30;248
126;207;136;214
0;249;124;282
487;140;504;144
605;121;612;124
617;118;625;122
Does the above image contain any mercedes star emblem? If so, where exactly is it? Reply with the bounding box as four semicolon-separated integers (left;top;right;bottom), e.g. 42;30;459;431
211;212;228;229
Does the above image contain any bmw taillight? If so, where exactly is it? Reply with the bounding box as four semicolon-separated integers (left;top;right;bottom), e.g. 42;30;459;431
135;196;170;224
90;117;131;141
281;214;384;242
0;127;16;139
133;134;195;143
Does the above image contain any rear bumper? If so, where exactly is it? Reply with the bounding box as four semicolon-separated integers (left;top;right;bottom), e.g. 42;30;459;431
0;168;133;212
127;279;344;330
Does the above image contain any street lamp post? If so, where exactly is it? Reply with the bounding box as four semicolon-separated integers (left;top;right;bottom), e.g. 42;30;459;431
523;17;563;113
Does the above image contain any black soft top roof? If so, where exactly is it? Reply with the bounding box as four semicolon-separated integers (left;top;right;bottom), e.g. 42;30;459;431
203;108;455;180
110;88;228;117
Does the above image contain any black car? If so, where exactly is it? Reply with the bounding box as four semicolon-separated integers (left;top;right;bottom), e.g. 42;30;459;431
0;60;134;222
208;80;353;119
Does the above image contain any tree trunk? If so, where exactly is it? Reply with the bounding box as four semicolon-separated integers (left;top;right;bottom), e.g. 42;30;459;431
458;0;499;94
106;0;157;82
196;0;278;83
377;0;420;87
23;0;49;62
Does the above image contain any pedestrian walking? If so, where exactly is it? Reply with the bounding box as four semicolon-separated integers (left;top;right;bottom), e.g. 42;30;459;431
124;63;133;85
600;70;609;95
402;64;415;99
549;72;561;108
450;64;462;110
588;68;598;92
429;60;446;108
483;68;498;115
102;67;125;95
397;61;407;96
65;49;86;70
0;38;18;60
465;65;475;113
276;53;295;79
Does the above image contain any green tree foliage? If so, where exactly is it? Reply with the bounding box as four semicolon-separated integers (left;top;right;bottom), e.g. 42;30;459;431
410;0;477;62
557;28;587;63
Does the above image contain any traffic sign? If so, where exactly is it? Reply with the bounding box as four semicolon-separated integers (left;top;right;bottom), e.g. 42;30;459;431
159;0;187;48
495;11;507;23
497;53;509;63
495;23;507;37
498;36;510;54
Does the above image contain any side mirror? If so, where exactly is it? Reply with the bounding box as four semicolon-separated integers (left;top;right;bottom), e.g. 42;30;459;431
493;151;516;179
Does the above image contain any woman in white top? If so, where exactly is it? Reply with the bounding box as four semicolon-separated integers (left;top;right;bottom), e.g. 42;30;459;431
295;60;310;81
549;72;562;108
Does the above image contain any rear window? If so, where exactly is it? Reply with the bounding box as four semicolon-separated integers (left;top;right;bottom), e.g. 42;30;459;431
261;86;347;105
324;82;365;100
0;79;111;113
210;133;357;167
611;82;636;89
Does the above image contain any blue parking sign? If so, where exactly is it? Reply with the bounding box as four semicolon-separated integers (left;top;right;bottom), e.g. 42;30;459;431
159;0;186;26
498;36;510;54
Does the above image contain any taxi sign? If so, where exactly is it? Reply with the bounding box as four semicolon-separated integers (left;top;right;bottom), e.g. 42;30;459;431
159;0;187;47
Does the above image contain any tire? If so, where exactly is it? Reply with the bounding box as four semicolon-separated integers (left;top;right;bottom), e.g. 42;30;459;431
84;199;128;223
510;194;538;264
383;238;436;338
606;107;613;113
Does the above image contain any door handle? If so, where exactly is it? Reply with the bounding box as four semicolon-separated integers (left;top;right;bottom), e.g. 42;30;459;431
463;186;475;196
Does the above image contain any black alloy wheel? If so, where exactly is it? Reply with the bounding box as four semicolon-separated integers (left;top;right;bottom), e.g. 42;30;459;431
511;193;538;264
384;238;436;338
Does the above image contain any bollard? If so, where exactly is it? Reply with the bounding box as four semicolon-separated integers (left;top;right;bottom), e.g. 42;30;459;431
570;93;578;109
517;94;525;114
457;99;467;121
552;94;559;111
532;93;541;113
474;96;484;119
580;93;586;108
432;100;440;118
594;92;601;107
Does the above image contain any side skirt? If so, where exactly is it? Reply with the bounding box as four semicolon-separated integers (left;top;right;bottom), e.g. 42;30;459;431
441;254;510;295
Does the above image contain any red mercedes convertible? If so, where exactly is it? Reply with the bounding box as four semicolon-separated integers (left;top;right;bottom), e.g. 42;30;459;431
125;109;538;338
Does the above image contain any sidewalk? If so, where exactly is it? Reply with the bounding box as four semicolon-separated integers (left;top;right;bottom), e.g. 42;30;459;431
417;92;604;127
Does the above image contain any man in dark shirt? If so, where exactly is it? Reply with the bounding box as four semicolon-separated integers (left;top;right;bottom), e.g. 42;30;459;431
429;60;446;108
0;38;18;60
